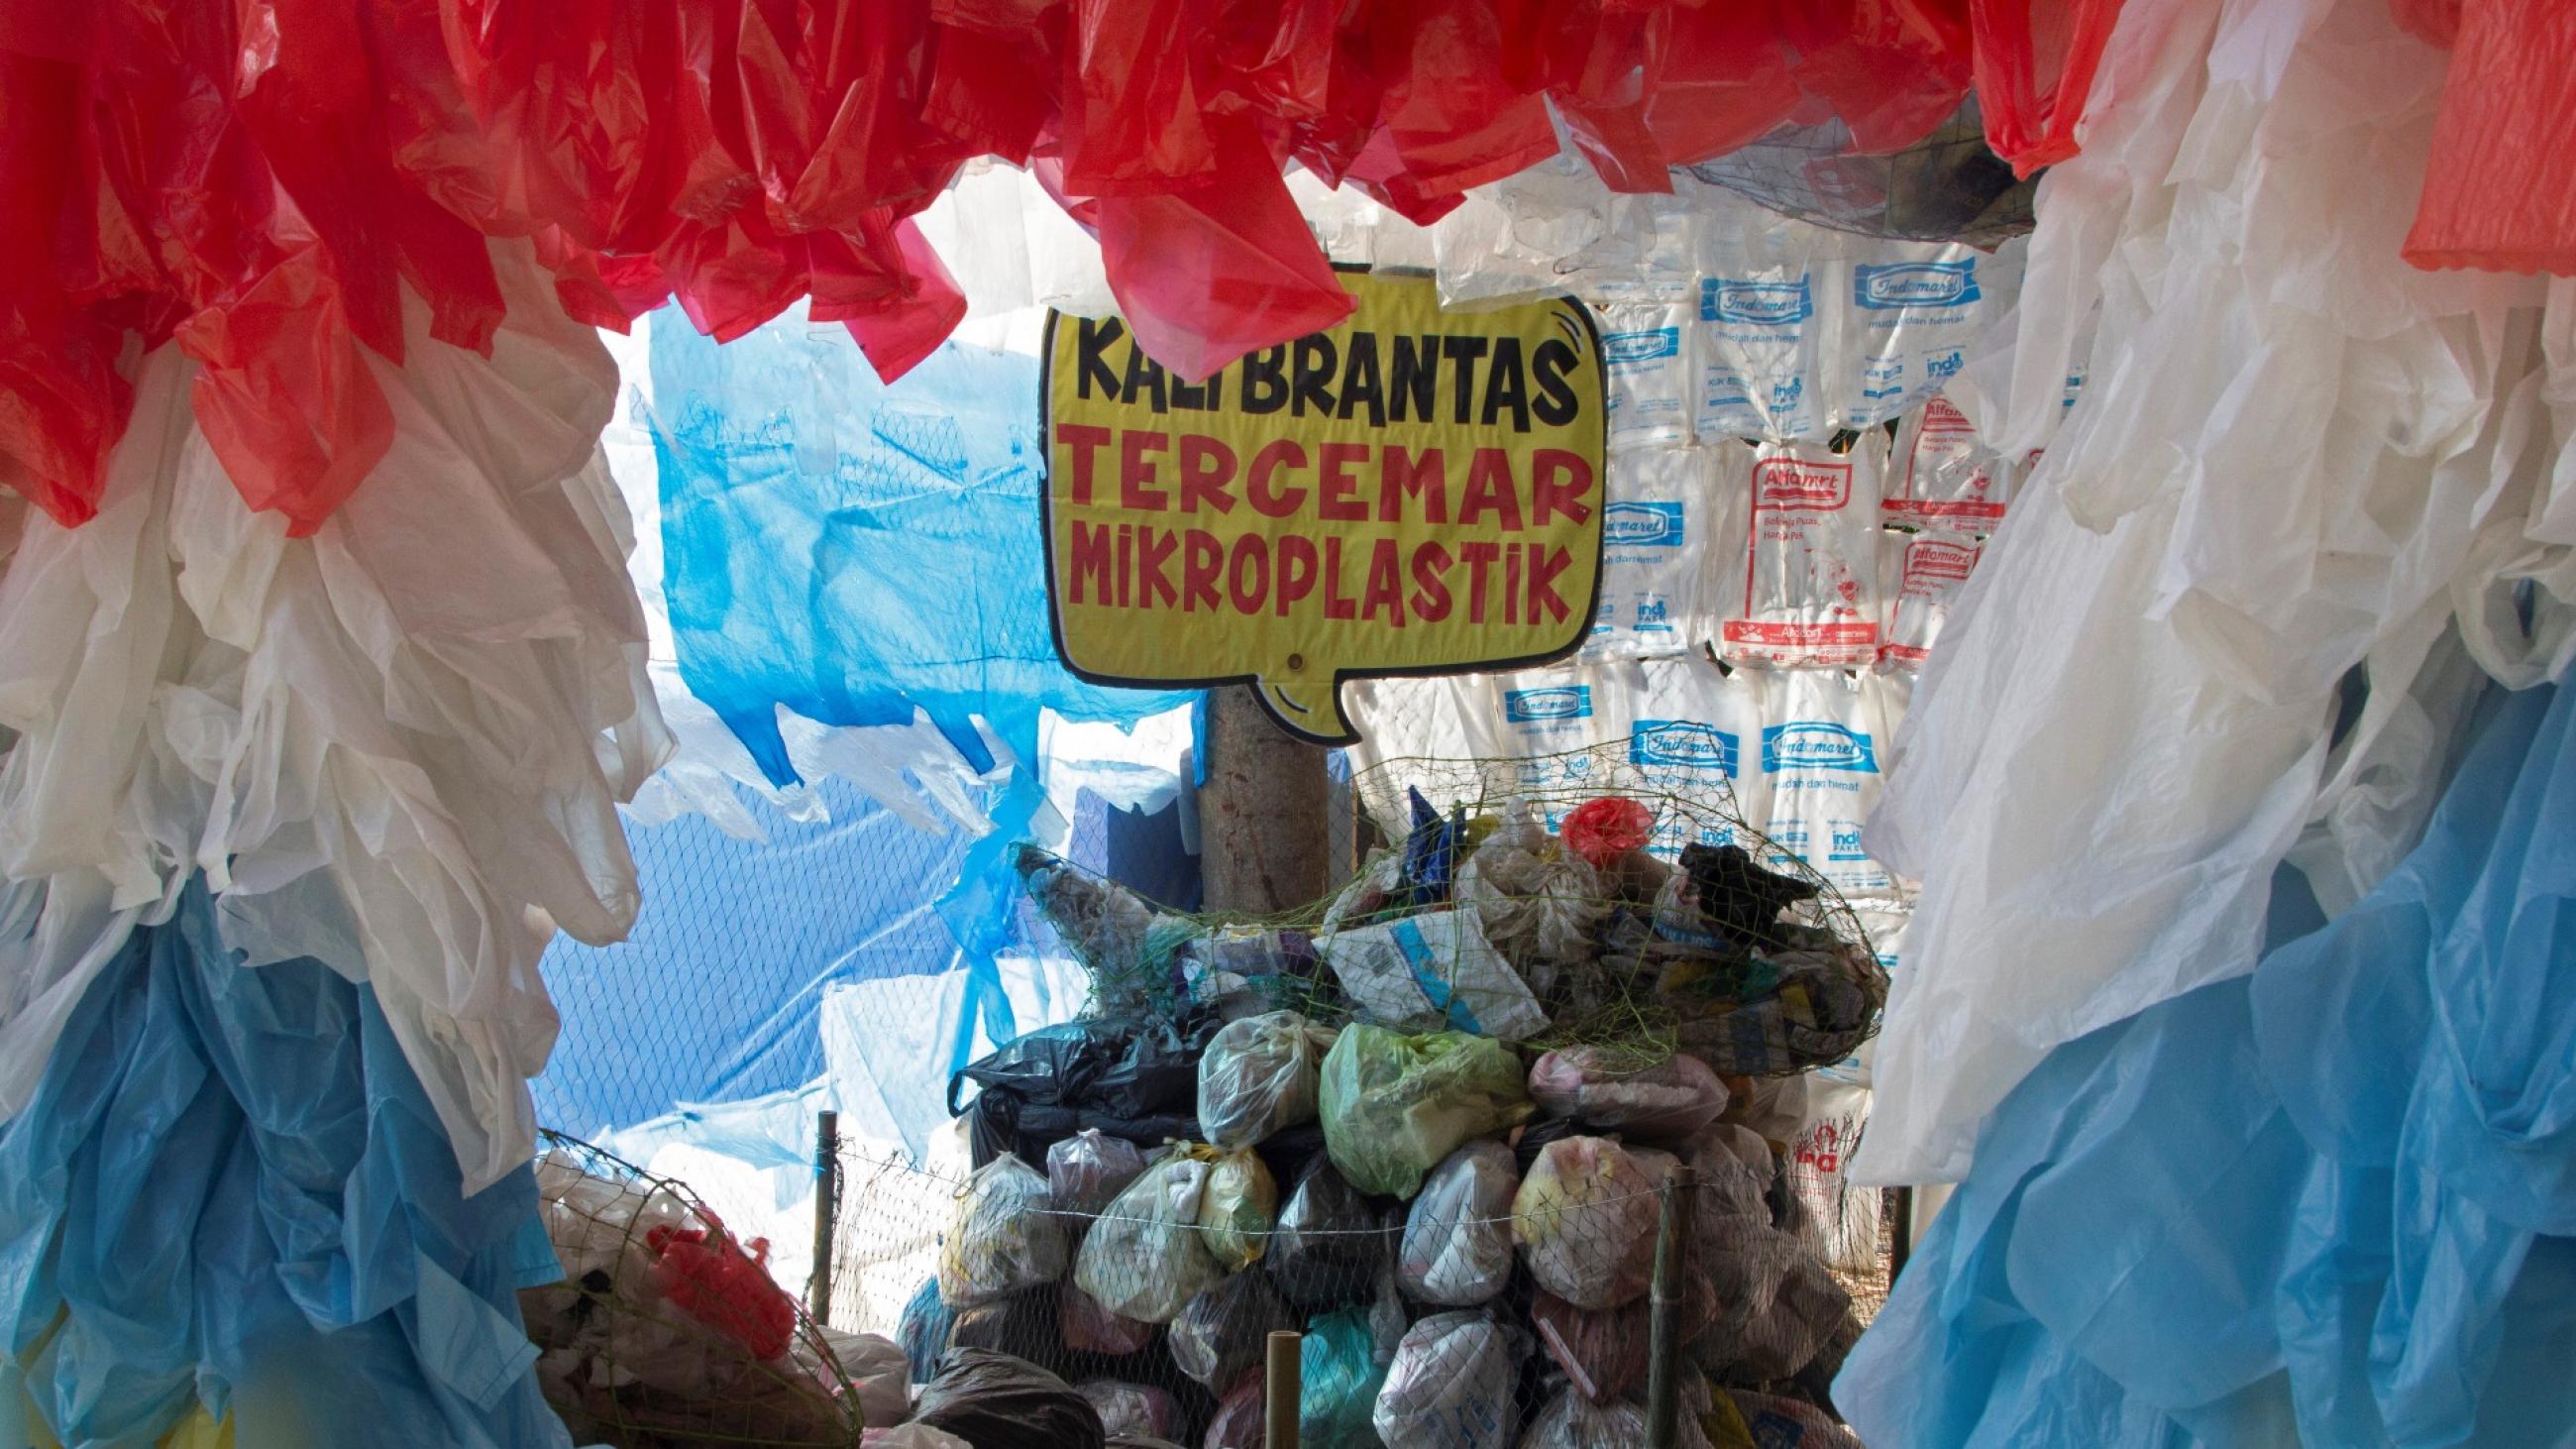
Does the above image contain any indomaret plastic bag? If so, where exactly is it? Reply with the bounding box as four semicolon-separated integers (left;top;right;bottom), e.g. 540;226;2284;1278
941;1155;1070;1308
1199;1012;1330;1152
1322;1025;1536;1200
1372;1312;1521;1449
1757;669;1901;901
1598;300;1697;449
1720;439;1885;669
1397;1141;1519;1306
1694;258;1828;440
1512;1137;1662;1311
1587;446;1736;659
1075;1154;1224;1324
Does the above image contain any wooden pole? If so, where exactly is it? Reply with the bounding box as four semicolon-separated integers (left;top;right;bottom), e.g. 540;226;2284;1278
808;1109;839;1322
1644;1165;1698;1448
1264;1328;1303;1449
1199;685;1331;914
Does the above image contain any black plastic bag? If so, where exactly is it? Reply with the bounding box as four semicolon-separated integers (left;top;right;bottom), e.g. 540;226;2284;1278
948;1286;1072;1375
1169;1269;1296;1392
914;1349;1106;1449
1266;1163;1387;1310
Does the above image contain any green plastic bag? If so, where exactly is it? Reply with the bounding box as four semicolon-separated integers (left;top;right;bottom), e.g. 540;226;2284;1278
1190;1144;1278;1272
1321;1025;1534;1199
1300;1306;1388;1449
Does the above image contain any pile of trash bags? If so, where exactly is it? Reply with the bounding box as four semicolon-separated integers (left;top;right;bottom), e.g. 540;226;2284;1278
914;997;1867;1445
522;1144;863;1446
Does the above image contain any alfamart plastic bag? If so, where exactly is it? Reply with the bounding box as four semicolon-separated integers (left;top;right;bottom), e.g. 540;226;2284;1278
1513;1136;1663;1311
1322;1025;1536;1200
1882;395;2013;528
1199;1012;1330;1152
1074;1154;1224;1324
1527;1048;1731;1143
1397;1142;1519;1307
1373;1312;1521;1449
1879;532;1982;670
940;1155;1069;1309
1721;439;1884;668
1318;909;1550;1044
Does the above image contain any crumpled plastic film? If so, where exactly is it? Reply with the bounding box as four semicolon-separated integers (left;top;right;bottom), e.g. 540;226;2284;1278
0;241;667;1191
0;879;571;1449
1838;681;2576;1449
2403;0;2576;274
0;3;2121;528
1854;0;2576;1185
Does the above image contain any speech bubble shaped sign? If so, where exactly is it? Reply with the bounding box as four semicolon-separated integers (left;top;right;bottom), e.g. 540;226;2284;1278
1041;272;1606;744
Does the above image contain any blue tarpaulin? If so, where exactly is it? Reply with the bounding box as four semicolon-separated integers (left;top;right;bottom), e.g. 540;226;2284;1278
1838;680;2576;1449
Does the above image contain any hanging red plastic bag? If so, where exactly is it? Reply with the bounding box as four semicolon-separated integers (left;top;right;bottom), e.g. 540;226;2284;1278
2403;0;2576;274
1560;796;1654;870
1970;0;2127;174
646;1220;799;1362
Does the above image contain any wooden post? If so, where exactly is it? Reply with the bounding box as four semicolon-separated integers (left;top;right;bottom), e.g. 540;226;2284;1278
1264;1329;1303;1449
808;1110;839;1322
1200;685;1331;914
1644;1165;1698;1448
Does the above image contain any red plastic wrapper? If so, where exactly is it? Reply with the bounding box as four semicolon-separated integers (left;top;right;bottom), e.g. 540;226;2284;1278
2404;0;2576;275
646;1221;800;1362
1970;0;2127;175
1560;796;1655;869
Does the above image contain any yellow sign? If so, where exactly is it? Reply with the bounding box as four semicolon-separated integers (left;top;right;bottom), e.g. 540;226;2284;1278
1041;272;1607;744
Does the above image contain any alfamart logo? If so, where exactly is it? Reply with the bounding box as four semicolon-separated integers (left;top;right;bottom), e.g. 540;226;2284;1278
1763;722;1878;773
1702;277;1813;326
1854;260;1980;309
1603;328;1681;366
1505;686;1592;723
1631;720;1739;775
1603;501;1685;547
1754;458;1851;509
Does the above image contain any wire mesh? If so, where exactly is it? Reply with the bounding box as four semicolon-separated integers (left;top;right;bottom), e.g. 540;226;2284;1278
1684;94;2040;248
821;1117;1872;1448
523;1132;865;1447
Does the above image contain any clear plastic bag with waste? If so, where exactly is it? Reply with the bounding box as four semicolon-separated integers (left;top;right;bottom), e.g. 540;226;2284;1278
941;1155;1070;1309
1373;1311;1522;1449
1198;1011;1330;1152
1397;1141;1518;1307
1512;1137;1661;1311
1322;1025;1535;1200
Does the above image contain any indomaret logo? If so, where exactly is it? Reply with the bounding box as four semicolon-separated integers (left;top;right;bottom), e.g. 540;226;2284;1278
1602;328;1681;366
1854;261;1980;309
1631;721;1739;775
1602;501;1685;547
1763;722;1878;773
1754;457;1852;510
1504;686;1592;723
1701;277;1813;326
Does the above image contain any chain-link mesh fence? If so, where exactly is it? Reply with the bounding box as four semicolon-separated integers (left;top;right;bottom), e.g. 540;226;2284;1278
1684;94;2041;247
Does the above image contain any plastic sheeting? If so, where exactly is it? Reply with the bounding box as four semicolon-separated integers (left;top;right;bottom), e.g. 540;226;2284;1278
1854;0;2576;1184
644;305;1192;790
0;240;666;1193
0;880;569;1449
1837;680;2576;1449
0;3;2120;537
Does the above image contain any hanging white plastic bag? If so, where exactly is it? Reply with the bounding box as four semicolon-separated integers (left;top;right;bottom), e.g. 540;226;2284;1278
1828;242;2026;430
1720;439;1884;668
1397;1141;1519;1306
1625;656;1771;849
1598;301;1696;449
1694;269;1826;441
1318;909;1550;1043
938;1155;1069;1309
1783;1072;1878;1275
1586;447;1735;659
1758;670;1896;900
1882;394;2014;529
1879;531;1983;670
